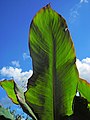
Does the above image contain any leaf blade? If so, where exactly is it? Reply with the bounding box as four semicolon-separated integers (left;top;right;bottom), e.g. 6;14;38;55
0;80;18;104
25;5;79;120
78;78;90;102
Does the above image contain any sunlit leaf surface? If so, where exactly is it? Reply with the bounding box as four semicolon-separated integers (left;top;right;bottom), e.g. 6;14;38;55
78;78;90;102
0;80;18;104
25;4;79;120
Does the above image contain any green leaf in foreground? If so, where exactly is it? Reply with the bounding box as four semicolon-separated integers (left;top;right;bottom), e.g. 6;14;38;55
0;80;18;104
25;4;79;120
0;105;15;120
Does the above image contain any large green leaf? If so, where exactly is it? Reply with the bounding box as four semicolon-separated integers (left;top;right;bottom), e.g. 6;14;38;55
25;4;79;120
78;78;90;102
0;80;18;104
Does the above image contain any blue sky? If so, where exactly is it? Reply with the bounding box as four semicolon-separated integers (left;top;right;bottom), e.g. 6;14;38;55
0;0;90;118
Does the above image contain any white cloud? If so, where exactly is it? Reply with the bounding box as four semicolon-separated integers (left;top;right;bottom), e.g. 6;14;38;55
69;0;89;24
23;52;30;60
69;4;81;23
0;66;33;92
76;57;90;83
82;57;90;64
11;60;20;67
80;0;89;3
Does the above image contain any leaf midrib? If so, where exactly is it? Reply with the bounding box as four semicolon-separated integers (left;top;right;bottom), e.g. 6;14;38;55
52;34;57;119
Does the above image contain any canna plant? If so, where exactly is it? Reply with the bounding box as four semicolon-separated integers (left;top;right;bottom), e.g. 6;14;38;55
0;4;90;120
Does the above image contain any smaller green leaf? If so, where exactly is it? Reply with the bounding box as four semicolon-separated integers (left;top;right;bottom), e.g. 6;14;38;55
0;105;15;120
0;80;18;104
14;82;38;120
78;78;90;102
